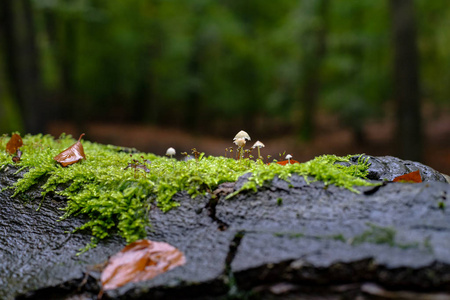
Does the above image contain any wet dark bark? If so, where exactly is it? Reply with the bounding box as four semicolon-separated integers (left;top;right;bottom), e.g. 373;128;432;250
390;0;422;161
1;155;449;300
0;0;45;134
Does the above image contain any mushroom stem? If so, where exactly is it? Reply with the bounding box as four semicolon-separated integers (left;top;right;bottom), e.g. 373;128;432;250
285;154;293;164
233;138;246;160
165;147;176;169
251;141;265;162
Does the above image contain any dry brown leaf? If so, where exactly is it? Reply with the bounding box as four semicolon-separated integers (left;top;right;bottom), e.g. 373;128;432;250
101;239;186;291
12;149;22;163
53;133;86;167
6;133;23;155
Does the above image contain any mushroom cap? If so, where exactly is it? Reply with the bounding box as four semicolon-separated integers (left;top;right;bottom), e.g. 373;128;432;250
166;147;176;156
285;154;293;159
251;140;265;149
233;130;251;141
233;138;246;147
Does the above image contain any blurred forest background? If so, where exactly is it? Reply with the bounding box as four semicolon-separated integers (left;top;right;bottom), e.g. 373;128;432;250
0;0;449;173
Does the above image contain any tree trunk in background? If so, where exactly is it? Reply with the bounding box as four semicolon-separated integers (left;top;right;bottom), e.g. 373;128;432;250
185;42;201;133
0;0;44;134
390;0;422;162
298;0;328;141
60;13;84;131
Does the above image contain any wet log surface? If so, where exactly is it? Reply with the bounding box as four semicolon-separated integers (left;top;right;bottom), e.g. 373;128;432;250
1;155;449;300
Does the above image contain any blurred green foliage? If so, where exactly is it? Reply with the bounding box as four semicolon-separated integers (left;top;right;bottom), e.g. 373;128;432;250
1;0;449;135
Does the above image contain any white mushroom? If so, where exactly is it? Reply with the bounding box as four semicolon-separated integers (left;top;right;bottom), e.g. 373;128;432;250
233;138;246;148
166;147;176;158
233;130;251;141
251;141;265;160
285;154;293;164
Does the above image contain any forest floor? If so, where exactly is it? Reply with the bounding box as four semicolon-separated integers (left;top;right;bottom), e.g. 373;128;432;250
47;105;450;176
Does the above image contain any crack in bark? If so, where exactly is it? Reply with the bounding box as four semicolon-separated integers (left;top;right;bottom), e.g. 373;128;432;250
205;196;229;231
363;181;388;195
224;230;245;297
51;233;73;251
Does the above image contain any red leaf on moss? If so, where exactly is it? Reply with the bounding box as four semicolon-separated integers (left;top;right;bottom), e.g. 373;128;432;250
53;133;86;167
274;159;300;166
393;170;422;183
101;239;186;291
6;133;23;155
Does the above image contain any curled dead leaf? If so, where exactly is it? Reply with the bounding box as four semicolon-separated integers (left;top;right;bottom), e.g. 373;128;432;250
6;133;23;155
101;239;186;291
12;149;22;163
53;133;86;167
393;170;422;183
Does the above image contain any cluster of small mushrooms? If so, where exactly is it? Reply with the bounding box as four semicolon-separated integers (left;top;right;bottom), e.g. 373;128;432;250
164;130;293;163
233;130;263;160
233;130;293;162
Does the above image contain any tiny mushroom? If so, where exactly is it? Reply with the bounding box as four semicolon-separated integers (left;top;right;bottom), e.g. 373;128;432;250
233;130;251;160
285;154;293;164
233;130;251;141
233;138;246;148
251;141;265;160
166;147;176;158
233;138;246;160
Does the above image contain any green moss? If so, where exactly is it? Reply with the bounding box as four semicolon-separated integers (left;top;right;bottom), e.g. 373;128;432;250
330;233;346;242
352;223;418;249
0;134;376;252
226;154;374;199
276;197;283;206
352;223;397;246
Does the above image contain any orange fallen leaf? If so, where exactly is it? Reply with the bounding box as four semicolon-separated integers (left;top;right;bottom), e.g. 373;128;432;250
267;159;300;166
53;133;86;167
101;239;186;291
6;133;23;155
393;170;422;183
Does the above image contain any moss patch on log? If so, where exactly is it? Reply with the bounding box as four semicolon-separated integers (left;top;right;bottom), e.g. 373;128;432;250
0;133;375;252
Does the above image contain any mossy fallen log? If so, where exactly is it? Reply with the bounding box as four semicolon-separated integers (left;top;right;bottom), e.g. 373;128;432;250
1;134;449;299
